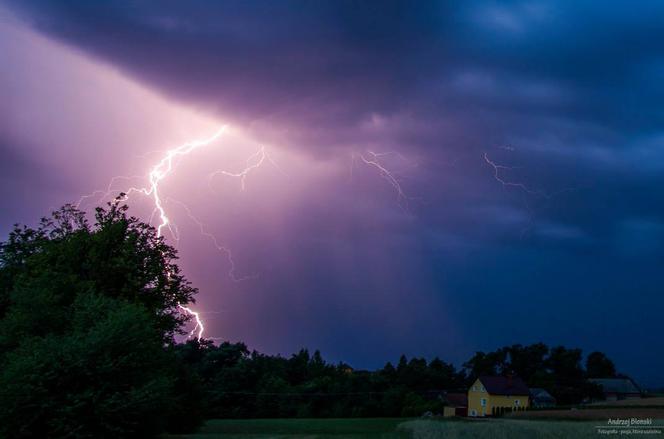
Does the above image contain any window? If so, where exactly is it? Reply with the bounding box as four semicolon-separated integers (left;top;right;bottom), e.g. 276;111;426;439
470;409;477;417
514;399;520;406
481;398;487;407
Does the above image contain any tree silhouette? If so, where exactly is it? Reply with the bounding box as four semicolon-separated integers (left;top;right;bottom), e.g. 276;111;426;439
0;200;200;438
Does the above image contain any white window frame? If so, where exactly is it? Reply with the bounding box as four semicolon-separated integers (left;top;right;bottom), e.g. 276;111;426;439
514;399;520;406
480;398;487;407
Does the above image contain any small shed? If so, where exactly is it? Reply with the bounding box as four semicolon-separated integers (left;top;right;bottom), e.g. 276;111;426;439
589;378;642;401
443;392;468;417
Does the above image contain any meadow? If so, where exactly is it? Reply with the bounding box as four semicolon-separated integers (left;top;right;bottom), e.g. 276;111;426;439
165;418;607;439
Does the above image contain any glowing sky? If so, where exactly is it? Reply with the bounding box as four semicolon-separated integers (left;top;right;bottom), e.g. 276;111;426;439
2;1;664;386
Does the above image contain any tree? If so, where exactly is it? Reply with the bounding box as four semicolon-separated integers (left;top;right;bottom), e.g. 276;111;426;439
463;350;507;379
547;346;584;381
506;343;549;383
586;351;617;378
546;346;588;405
0;201;200;438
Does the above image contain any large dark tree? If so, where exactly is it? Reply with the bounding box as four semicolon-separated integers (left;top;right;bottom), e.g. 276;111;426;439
586;351;617;378
0;201;200;438
504;343;549;382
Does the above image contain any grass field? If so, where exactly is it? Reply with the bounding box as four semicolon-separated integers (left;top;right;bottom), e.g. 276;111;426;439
164;418;631;438
165;418;410;438
508;407;664;420
589;396;664;406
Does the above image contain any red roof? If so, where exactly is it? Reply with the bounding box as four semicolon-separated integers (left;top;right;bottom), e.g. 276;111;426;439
445;392;468;407
478;376;529;396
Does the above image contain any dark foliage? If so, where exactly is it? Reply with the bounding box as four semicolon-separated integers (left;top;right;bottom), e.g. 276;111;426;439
586;351;617;378
172;340;618;418
0;201;200;438
171;340;464;419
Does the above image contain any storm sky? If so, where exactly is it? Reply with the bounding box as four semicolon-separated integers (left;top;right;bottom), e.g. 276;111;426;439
1;1;663;386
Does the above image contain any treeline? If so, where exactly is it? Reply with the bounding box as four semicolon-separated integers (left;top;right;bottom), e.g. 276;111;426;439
0;202;622;438
174;340;464;419
173;339;617;420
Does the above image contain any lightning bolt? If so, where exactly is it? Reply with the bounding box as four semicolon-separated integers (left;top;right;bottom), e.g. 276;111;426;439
178;304;204;340
123;126;227;238
78;125;274;340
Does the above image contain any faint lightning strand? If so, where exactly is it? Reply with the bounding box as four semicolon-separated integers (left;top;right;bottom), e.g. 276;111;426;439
76;175;144;209
483;152;544;197
483;151;590;240
166;196;258;282
208;145;281;191
355;151;410;208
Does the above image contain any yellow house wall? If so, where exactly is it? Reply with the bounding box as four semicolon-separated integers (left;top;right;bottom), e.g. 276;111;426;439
467;378;530;417
443;406;457;417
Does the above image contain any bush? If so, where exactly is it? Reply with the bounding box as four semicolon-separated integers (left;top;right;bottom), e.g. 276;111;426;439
0;295;176;438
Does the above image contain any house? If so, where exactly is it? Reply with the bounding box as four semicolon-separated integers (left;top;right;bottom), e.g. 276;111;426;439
442;392;468;417
529;388;556;408
589;378;642;401
467;376;530;417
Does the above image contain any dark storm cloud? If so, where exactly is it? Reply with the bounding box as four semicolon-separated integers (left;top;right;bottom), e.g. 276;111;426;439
6;1;664;138
4;0;664;385
4;1;451;145
7;1;664;164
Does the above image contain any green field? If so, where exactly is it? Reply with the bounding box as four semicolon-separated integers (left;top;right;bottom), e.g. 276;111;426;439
165;418;606;438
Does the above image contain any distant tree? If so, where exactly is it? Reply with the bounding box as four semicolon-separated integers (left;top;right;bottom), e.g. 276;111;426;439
505;343;549;382
586;351;617;378
546;346;588;405
0;201;200;438
396;355;409;374
429;357;462;389
381;361;397;381
463;350;507;379
547;346;584;381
